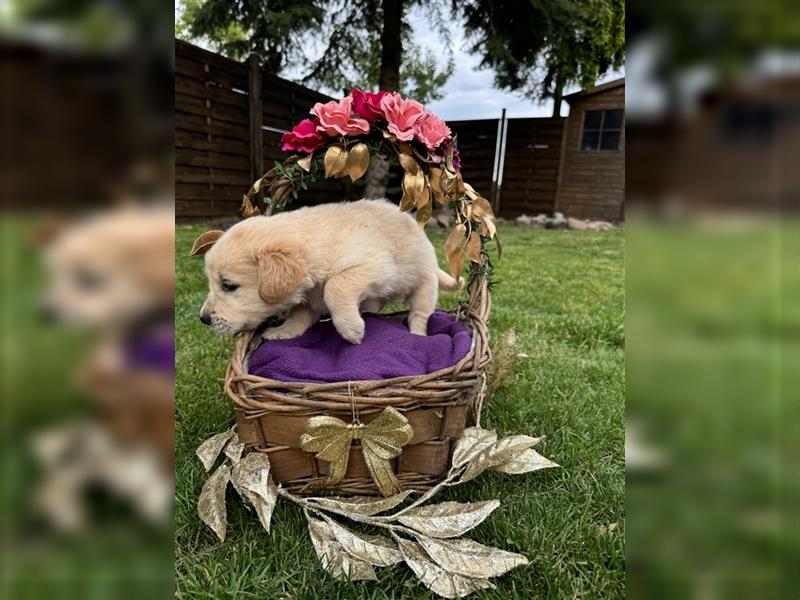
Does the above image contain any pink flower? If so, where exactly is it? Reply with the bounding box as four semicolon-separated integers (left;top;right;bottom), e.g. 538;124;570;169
281;118;327;154
310;96;370;137
352;88;389;121
414;112;452;151
380;93;425;141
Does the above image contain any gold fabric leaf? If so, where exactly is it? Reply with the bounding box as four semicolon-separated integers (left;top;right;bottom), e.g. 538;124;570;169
416;535;529;579
416;201;432;228
403;170;426;207
240;195;261;218
344;143;370;181
397;500;500;538
197;464;230;542
447;247;465;282
308;516;377;581
196;428;235;472
297;154;313;171
416;178;431;209
307;490;414;517
398;152;421;175
428;167;447;204
231;452;278;533
464;231;481;263
324;145;348;178
471;196;495;221
492;447;559;474
189;230;224;257
485;329;518;400
461;435;542;482
462;182;480;201
480;215;497;240
444;224;467;280
399;187;416;212
396;537;494;599
323;516;403;566
299;407;413;497
451;427;497;469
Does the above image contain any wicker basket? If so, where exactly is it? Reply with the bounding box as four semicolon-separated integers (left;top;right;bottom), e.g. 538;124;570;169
225;264;492;496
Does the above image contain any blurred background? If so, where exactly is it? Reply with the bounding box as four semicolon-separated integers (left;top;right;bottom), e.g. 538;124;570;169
1;1;174;598
626;1;798;598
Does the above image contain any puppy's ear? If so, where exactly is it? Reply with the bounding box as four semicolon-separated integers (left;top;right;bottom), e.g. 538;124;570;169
190;230;224;256
256;247;307;304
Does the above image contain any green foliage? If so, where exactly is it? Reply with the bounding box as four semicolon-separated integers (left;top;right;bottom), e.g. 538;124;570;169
457;0;625;102
176;0;453;103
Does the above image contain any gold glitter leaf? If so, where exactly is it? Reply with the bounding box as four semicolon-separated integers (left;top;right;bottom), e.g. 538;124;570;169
451;427;497;470
471;196;495;221
308;516;377;581
195;428;235;472
461;435;542;482
397;500;500;538
324;145;348;178
397;537;494;598
307;490;413;516
480;215;497;239
197;464;230;542
492;447;559;474
416;536;529;579
485;329;519;400
231;453;278;533
223;437;245;464
344;143;370;181
323;516;403;566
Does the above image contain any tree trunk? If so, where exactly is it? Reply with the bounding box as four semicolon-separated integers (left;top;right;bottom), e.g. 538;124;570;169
551;78;564;118
364;0;403;199
379;0;403;91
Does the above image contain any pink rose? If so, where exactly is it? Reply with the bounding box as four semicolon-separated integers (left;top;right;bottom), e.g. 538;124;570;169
380;93;425;141
352;88;389;121
414;112;452;151
281;118;327;154
310;96;370;136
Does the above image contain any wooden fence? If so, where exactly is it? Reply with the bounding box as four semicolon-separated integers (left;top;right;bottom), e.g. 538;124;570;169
176;40;568;221
176;40;345;221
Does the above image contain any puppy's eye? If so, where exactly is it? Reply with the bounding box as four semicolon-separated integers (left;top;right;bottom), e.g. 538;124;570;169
221;280;239;292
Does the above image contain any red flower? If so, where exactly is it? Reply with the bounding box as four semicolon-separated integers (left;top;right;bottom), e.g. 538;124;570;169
351;88;389;121
281;118;327;154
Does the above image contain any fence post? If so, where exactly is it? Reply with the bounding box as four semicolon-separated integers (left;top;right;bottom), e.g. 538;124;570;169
247;54;263;193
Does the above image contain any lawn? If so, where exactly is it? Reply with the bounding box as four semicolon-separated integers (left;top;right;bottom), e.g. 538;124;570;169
174;223;625;599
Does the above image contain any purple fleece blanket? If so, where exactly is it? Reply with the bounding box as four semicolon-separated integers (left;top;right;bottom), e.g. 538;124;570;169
249;311;472;383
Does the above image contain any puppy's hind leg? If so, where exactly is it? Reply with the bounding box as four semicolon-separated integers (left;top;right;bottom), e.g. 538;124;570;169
324;268;373;344
407;271;438;336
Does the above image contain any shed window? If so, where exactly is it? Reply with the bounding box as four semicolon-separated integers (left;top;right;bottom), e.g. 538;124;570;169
580;109;623;150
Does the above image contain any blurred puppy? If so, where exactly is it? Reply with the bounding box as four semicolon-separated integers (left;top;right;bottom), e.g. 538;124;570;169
195;200;461;344
41;206;174;329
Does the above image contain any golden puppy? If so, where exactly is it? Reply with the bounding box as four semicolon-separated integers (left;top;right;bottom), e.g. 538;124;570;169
41;206;175;328
196;200;461;344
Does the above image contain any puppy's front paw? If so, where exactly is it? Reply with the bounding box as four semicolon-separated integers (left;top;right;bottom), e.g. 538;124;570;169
335;317;365;345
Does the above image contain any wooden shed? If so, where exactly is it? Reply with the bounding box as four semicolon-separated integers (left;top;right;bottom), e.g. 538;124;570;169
555;78;625;221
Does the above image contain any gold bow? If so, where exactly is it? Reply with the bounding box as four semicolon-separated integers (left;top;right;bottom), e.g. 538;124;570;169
299;407;414;497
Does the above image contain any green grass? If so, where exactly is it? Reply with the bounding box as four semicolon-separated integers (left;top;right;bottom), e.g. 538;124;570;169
175;223;625;599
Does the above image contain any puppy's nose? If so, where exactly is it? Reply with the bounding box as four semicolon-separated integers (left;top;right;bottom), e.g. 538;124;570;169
199;312;212;326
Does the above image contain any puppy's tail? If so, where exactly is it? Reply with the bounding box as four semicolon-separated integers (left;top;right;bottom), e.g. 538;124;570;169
437;268;464;292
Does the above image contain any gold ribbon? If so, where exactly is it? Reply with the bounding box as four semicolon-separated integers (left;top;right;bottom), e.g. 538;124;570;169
299;406;414;497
